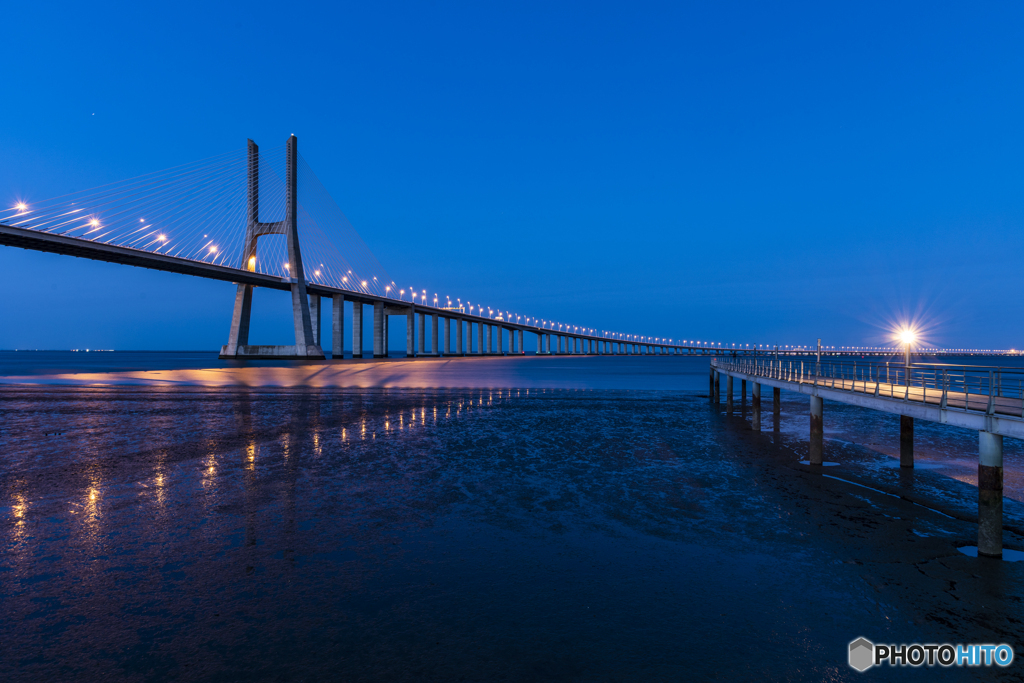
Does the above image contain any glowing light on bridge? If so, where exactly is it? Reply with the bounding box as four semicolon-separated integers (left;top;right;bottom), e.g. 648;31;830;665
898;328;917;345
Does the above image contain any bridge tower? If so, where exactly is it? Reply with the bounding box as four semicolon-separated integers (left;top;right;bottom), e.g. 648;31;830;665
220;136;324;359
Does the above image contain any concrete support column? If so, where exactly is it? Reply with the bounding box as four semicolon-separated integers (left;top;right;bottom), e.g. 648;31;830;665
331;294;344;358
900;416;914;468
497;325;504;354
809;395;823;465
432;314;439;355
477;322;484;355
773;387;781;415
979;431;1003;558
352;303;364;358
752;383;761;430
741;379;746;403
726;375;734;412
406;307;416;357
373;302;385;358
518;329;524;354
486;325;492;354
709;366;715;400
536;332;544;354
309;295;321;348
714;370;720;403
547;334;552;354
418;313;426;354
456;319;464;355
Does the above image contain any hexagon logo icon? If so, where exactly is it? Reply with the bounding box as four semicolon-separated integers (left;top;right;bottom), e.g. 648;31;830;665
849;637;874;672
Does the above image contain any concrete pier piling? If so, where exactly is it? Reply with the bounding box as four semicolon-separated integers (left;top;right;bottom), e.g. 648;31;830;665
726;375;734;412
900;416;914;468
978;431;1004;558
714;371;721;403
773;387;781;415
457;319;464;355
752;382;761;430
741;379;746;404
709;367;715;400
809;395;823;465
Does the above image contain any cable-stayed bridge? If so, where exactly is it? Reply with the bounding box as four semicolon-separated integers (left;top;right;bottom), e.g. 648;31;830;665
0;136;693;359
0;136;1014;359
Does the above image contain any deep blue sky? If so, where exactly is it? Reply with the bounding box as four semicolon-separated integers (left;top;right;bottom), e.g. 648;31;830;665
2;1;1023;351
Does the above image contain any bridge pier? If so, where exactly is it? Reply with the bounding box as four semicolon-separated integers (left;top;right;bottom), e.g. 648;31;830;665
352;303;364;358
979;431;1004;559
726;375;734;412
309;295;321;347
406;307;416;357
418;313;426;354
809;395;823;465
518;329;524;354
900;416;914;467
741;379;746;405
220;137;323;360
373;302;385;358
477;322;484;355
714;370;721;403
332;294;344;358
432;313;439;355
773;387;780;416
752;382;761;430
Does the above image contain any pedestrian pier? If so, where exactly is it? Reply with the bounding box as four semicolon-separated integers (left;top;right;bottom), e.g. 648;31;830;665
711;356;1023;559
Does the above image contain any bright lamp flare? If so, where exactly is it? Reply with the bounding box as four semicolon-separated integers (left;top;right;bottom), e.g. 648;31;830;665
899;328;916;345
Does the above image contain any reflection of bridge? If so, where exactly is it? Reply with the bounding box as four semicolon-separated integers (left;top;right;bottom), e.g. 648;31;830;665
711;356;1020;560
0;136;697;359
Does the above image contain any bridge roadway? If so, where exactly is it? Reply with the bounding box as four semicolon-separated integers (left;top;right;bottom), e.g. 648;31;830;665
711;357;1017;559
0;222;684;356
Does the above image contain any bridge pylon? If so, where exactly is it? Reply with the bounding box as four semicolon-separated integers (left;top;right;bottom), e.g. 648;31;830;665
220;136;325;359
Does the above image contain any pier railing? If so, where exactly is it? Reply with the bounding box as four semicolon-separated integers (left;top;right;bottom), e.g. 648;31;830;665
712;358;1024;419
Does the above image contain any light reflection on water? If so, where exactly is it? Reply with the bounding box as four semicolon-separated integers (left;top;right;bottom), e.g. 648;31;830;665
1;356;1023;680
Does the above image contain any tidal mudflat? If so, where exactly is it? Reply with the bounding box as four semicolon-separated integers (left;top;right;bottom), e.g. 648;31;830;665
1;357;1022;681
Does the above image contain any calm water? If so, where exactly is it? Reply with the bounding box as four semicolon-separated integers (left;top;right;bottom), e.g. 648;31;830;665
1;353;1022;681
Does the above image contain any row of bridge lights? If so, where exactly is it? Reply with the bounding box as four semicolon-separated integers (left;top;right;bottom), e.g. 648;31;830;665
7;204;1014;353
